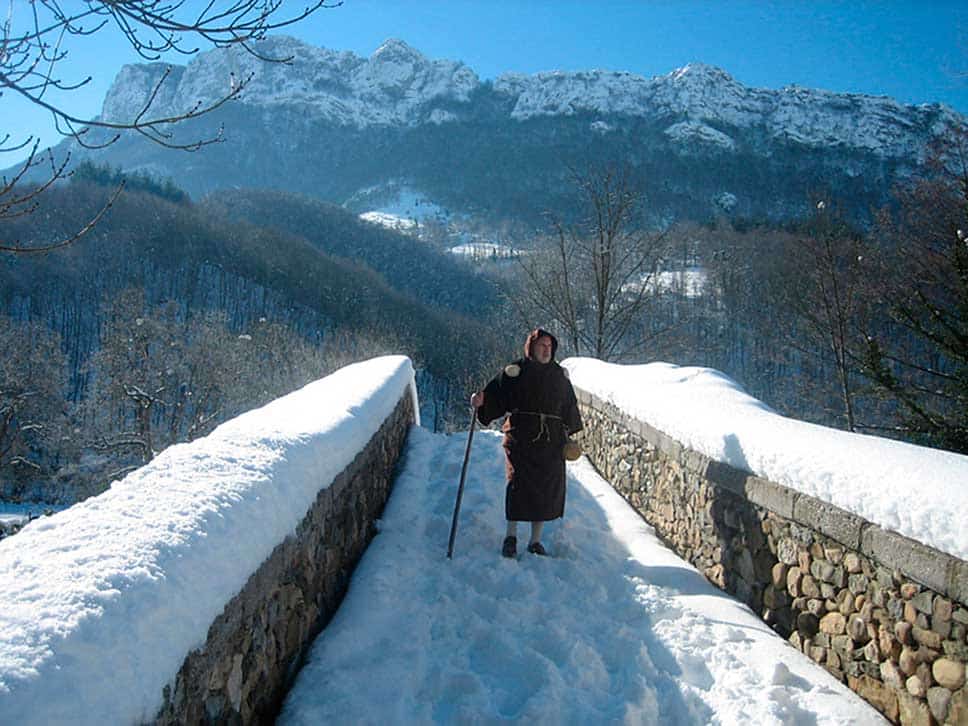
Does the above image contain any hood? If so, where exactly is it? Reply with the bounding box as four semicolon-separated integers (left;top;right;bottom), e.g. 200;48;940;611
524;328;558;360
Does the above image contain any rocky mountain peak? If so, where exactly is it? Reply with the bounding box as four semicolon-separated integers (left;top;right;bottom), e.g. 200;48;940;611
361;37;429;89
99;35;478;128
668;62;737;85
354;36;477;102
95;35;962;160
371;38;424;64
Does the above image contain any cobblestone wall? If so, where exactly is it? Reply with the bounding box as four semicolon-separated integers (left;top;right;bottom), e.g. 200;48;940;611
154;390;414;725
575;388;968;725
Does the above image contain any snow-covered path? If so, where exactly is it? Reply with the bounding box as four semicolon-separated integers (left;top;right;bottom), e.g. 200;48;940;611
280;426;884;725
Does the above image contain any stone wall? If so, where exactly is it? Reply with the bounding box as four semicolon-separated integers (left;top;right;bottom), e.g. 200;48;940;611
574;388;968;725
154;389;414;725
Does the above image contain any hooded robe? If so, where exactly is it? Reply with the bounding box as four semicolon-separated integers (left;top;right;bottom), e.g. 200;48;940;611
476;329;583;521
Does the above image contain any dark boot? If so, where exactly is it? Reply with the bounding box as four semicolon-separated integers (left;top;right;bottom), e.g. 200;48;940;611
527;541;547;556
502;536;517;558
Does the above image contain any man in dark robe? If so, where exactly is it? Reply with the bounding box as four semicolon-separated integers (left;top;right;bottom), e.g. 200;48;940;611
471;328;583;557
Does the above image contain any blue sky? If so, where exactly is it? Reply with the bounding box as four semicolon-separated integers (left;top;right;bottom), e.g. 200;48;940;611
3;0;966;166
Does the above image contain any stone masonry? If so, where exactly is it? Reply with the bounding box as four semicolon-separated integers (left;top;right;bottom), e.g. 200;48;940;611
154;390;414;725
574;387;968;726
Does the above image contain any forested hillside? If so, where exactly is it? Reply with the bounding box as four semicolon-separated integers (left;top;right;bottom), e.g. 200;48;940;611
201;188;502;318
0;176;508;502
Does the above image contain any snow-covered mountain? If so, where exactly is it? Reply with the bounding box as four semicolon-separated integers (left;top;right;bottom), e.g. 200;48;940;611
103;38;479;129
103;37;957;159
81;36;963;224
496;62;960;160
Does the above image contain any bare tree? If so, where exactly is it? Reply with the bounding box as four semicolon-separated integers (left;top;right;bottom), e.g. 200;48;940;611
772;201;870;432
85;288;238;474
84;289;340;479
1;0;337;252
517;163;668;360
86;290;173;469
0;314;68;477
861;131;968;452
228;317;333;408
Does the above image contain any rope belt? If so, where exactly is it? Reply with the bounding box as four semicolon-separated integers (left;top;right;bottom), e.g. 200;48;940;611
511;409;565;442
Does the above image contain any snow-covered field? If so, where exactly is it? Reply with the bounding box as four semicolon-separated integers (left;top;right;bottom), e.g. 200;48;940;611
563;358;968;561
448;241;519;259
359;210;419;230
280;426;883;724
622;267;708;298
653;267;707;297
357;185;448;232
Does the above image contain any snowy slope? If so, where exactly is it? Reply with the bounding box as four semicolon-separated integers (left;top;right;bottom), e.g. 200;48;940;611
355;183;450;231
0;356;416;725
563;358;968;562
280;427;883;724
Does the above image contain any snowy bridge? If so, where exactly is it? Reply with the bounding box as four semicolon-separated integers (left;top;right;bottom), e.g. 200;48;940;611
1;356;966;725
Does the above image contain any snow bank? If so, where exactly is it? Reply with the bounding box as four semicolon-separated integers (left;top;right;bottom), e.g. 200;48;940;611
0;356;416;725
562;358;968;562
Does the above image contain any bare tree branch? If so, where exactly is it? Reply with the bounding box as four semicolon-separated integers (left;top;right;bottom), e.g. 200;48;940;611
0;177;124;252
516;162;668;361
1;1;340;252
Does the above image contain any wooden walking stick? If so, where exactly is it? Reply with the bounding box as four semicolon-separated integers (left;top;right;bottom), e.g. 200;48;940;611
447;407;478;559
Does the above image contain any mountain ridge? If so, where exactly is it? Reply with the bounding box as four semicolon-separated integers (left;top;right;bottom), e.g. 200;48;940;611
33;34;962;226
100;35;961;162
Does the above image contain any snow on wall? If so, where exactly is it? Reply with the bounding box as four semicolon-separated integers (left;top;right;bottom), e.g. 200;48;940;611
0;356;417;725
563;358;968;562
